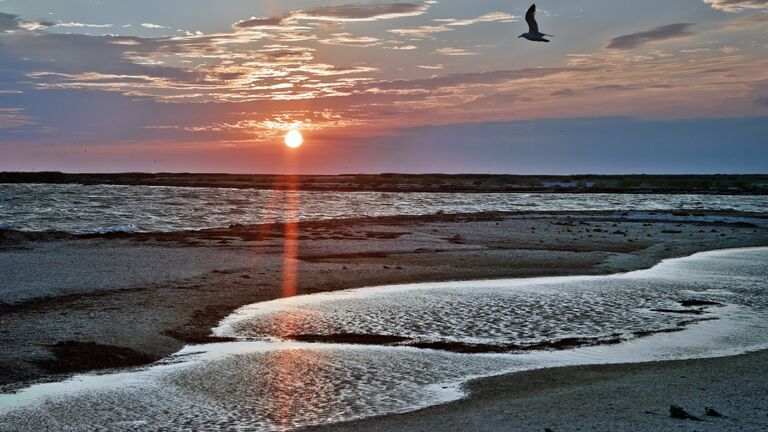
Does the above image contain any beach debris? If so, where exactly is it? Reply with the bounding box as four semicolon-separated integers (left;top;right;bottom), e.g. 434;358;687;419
705;407;724;417
670;404;702;421
679;299;723;307
283;333;409;345
652;308;707;315
445;234;464;244
35;341;155;373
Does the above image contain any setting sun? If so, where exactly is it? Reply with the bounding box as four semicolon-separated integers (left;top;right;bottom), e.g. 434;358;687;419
284;130;303;149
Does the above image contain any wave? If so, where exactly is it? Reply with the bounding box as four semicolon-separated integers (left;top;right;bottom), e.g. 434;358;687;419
1;183;767;233
73;225;137;235
0;196;15;202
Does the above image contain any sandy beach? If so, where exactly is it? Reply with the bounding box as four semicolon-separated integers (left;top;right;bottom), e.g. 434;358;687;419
2;209;768;429
311;349;768;432
2;211;766;369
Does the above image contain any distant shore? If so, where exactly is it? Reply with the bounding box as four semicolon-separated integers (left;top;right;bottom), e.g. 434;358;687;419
2;172;767;194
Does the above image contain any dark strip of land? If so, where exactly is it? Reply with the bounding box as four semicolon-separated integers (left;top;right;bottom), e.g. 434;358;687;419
2;172;767;194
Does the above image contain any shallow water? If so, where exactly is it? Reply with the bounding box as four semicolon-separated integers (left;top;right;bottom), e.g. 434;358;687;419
1;183;766;233
1;248;767;431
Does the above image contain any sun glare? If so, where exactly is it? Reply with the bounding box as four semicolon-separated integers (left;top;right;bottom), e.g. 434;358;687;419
284;130;303;149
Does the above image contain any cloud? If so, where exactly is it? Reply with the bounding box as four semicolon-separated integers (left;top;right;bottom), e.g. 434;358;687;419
0;12;54;32
232;17;285;30
0;13;19;32
18;20;56;31
389;11;516;39
362;67;569;92
141;23;169;29
551;88;577;97
703;0;768;12
3;3;768;153
722;13;768;29
293;3;429;22
0;108;34;128
435;47;478;56
755;96;768;106
233;3;431;30
388;25;450;38
606;23;696;50
319;33;381;47
55;22;114;29
0;32;200;81
434;12;518;26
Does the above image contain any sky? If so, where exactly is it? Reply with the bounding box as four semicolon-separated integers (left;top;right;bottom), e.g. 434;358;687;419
1;0;767;174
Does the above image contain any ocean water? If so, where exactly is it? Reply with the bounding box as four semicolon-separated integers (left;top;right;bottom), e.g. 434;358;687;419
0;183;767;233
1;248;767;431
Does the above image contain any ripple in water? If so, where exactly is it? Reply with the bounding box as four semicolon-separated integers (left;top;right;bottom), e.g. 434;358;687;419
1;183;767;232
1;248;767;431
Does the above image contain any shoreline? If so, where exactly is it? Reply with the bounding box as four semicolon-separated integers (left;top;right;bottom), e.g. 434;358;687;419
308;348;768;432
2;208;766;236
2;247;766;431
2;210;768;392
3;173;768;195
4;182;766;196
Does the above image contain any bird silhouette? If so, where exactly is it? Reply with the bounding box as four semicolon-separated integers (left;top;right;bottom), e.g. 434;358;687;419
519;4;553;42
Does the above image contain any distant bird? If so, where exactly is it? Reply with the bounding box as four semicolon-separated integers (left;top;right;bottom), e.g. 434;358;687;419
519;4;553;42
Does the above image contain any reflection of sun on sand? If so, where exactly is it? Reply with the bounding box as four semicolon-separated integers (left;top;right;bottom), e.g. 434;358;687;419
268;317;325;429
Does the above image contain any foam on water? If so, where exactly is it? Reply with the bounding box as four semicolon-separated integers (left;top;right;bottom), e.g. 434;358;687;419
214;248;768;352
1;248;767;431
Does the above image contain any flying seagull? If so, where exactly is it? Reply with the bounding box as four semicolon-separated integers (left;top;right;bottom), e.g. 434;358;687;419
519;4;552;42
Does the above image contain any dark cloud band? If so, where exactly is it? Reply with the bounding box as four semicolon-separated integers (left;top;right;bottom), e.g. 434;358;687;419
606;23;695;50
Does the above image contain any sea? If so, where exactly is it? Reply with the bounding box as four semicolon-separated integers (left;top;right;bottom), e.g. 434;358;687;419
1;183;767;233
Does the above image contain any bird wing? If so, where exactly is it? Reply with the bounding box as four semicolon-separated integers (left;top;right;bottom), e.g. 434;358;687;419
525;4;539;34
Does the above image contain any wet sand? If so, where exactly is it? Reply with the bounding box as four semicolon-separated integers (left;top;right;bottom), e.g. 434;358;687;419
311;349;768;432
1;210;767;395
